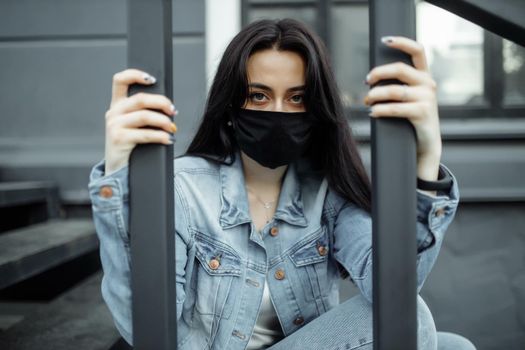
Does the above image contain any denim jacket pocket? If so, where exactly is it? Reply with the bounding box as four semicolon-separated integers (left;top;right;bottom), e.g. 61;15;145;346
191;232;242;320
288;227;331;302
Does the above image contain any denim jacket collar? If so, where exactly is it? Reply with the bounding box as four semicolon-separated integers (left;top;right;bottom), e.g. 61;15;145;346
219;152;308;229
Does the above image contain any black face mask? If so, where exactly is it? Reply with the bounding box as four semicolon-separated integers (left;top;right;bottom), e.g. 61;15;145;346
231;108;315;169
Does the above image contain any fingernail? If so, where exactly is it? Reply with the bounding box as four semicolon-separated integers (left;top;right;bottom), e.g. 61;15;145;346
174;109;179;116
365;74;371;83
170;104;176;114
144;74;157;84
381;36;394;44
171;123;178;133
169;134;176;143
363;96;370;105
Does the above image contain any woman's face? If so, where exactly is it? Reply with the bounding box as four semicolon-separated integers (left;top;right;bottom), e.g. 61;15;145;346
244;49;306;112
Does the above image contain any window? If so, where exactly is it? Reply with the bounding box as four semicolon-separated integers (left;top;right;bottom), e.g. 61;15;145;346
417;2;484;106
503;39;525;106
246;1;318;31
330;2;368;109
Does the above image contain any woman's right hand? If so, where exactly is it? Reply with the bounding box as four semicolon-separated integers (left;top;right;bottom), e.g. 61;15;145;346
104;69;178;175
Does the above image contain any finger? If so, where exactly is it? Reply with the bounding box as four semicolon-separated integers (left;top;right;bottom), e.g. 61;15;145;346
364;84;432;105
111;92;175;117
115;110;177;134
123;128;173;145
111;69;157;107
366;62;433;87
368;102;425;120
381;36;429;72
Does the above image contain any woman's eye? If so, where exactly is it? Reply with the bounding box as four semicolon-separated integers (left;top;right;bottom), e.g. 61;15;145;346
250;92;266;102
290;94;304;103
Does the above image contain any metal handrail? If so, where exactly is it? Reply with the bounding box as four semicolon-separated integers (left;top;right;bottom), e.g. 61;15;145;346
128;0;176;349
369;1;418;349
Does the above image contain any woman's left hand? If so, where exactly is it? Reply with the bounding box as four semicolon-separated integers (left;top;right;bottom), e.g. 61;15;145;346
364;36;441;183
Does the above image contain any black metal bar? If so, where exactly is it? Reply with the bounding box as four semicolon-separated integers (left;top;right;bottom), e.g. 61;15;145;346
483;31;504;112
241;0;249;28
426;0;525;47
369;1;417;349
127;0;176;349
317;0;330;47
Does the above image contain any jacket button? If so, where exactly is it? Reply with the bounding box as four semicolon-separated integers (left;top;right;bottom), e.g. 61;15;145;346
293;316;304;326
435;207;445;217
208;258;220;270
270;227;279;236
318;245;328;256
99;186;113;198
232;330;246;340
274;269;285;280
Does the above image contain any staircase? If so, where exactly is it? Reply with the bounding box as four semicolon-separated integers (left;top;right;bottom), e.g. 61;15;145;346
0;181;121;349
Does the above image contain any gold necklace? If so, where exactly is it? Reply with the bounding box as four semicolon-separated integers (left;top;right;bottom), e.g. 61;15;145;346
247;187;277;223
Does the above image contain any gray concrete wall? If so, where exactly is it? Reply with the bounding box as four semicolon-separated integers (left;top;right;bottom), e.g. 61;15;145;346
0;0;206;204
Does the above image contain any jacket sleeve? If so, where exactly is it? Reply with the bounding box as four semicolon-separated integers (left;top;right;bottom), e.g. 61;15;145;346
331;164;460;303
88;160;190;345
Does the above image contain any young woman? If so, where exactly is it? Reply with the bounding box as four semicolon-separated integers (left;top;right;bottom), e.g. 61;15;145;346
89;19;475;349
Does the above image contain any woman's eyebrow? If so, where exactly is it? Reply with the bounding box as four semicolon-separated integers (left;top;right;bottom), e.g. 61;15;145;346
288;85;306;92
248;83;272;92
248;83;306;92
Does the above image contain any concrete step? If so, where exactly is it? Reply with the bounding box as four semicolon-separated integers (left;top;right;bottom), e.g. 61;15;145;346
0;181;58;209
0;271;120;350
0;219;98;289
0;181;60;232
0;301;44;332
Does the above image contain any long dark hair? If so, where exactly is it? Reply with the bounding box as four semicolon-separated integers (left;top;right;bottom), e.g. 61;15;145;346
186;18;371;212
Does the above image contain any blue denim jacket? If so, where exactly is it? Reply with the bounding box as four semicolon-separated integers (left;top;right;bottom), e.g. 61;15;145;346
88;152;459;349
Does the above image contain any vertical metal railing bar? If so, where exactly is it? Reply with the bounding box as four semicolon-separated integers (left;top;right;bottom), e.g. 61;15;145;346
128;0;176;349
317;0;330;48
240;0;249;28
369;1;417;349
483;31;504;116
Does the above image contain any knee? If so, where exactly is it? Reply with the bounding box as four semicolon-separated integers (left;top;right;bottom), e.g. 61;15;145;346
415;297;476;350
437;332;476;350
344;294;437;349
417;295;438;350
